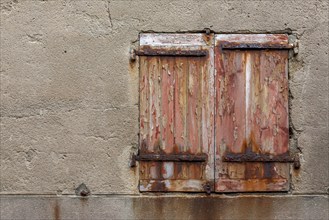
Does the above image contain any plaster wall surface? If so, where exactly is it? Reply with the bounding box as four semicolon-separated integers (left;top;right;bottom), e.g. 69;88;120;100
1;195;328;220
0;0;328;219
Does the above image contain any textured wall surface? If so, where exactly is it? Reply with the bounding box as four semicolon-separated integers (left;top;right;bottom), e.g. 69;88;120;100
1;195;328;220
0;0;328;219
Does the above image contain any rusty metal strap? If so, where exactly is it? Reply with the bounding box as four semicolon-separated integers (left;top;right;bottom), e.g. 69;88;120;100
223;152;301;169
134;153;207;162
135;49;208;57
220;42;294;50
223;153;295;163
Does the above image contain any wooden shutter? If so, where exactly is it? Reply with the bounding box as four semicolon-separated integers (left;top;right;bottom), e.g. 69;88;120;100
214;34;291;192
138;33;215;192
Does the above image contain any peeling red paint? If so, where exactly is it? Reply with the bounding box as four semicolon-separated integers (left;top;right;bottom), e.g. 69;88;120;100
215;34;290;192
138;33;214;192
139;33;290;192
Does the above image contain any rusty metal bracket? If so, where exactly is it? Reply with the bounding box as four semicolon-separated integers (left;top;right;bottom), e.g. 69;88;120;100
130;153;207;167
288;35;299;55
220;42;294;50
223;152;301;169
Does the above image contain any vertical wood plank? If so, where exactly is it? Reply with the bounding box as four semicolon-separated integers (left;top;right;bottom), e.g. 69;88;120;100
215;49;247;191
148;57;161;152
187;163;203;179
201;46;215;182
140;57;150;153
187;57;201;154
263;51;289;155
201;58;211;154
174;57;188;152
160;57;175;153
216;50;246;154
247;51;289;155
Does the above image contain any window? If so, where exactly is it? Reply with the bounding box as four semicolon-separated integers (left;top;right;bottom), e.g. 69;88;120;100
135;33;293;192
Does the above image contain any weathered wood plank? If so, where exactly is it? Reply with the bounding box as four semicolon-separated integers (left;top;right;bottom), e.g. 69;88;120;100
139;57;150;153
201;46;215;182
160;57;175;153
215;161;289;191
140;179;208;192
140;162;206;181
246;50;289;155
148;57;161;152
174;57;188;152
140;33;208;47
216;34;289;47
201;57;209;153
187;57;202;154
216;177;289;192
216;51;246;154
215;49;247;192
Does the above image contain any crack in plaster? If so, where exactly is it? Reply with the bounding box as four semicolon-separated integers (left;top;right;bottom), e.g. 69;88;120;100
106;0;113;28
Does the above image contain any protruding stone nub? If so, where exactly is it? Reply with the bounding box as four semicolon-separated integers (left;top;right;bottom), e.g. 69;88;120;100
75;183;91;197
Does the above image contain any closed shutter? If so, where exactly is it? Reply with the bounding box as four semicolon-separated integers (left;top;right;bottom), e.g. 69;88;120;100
214;34;291;192
138;33;215;192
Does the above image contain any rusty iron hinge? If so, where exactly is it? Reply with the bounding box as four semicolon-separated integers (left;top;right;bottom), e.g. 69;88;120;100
130;153;207;167
223;152;301;169
288;34;299;55
219;42;295;50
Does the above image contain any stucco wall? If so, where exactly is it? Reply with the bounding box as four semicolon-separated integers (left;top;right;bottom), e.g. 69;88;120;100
0;0;328;219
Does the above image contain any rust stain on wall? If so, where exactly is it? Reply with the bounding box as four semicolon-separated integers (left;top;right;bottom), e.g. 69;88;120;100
53;200;60;220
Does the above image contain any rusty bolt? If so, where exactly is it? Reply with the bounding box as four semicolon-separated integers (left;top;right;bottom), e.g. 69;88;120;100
204;28;211;35
204;183;211;195
75;183;91;197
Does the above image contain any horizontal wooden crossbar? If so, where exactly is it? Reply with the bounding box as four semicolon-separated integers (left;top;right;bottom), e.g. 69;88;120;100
133;153;208;162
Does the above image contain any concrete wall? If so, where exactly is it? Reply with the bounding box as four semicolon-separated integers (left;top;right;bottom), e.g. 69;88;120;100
1;0;328;219
1;195;328;220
